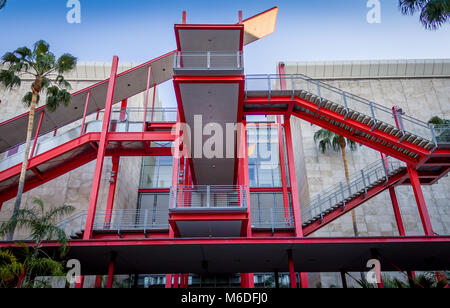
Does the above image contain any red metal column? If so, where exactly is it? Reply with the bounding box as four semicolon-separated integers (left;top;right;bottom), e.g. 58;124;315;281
106;253;116;289
381;153;406;236
119;99;127;121
285;117;309;288
166;115;182;288
165;275;173;289
288;250;297;288
392;106;434;236
173;274;179;288
283;119;303;237
94;275;103;288
407;164;434;236
83;56;119;240
389;187;406;236
277;116;291;223
240;122;254;288
74;276;84;289
104;156;120;228
142;66;152;131
80;91;91;136
30;110;45;157
150;85;157;123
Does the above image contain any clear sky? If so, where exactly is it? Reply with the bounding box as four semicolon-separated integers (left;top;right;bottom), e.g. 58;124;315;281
1;0;449;105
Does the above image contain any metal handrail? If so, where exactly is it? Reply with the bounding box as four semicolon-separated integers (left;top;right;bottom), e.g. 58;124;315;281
169;185;248;209
0;107;177;172
302;157;406;223
431;124;450;144
174;51;244;70
245;74;438;145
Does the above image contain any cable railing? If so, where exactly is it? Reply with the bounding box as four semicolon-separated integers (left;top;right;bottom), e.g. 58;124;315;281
57;208;171;238
174;51;244;71
302;157;406;225
245;74;438;147
169;185;248;209
0;107;177;172
252;208;294;230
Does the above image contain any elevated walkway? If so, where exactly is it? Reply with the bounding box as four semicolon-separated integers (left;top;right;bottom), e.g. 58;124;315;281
0;108;176;205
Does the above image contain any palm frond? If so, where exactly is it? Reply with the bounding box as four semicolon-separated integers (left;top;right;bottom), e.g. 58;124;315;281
420;0;450;29
0;69;21;90
399;0;428;15
56;54;77;74
43;204;75;223
45;86;72;112
21;91;40;108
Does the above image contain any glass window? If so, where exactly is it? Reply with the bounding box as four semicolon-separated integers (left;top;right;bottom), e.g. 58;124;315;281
247;126;282;188
140;156;173;189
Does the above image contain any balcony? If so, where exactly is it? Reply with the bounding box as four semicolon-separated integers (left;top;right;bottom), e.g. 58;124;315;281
168;185;249;237
173;51;244;75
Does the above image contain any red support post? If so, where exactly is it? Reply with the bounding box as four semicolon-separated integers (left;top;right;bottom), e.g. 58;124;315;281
389;187;406;236
173;274;179;288
104;156;120;228
106;253;116;289
392;106;434;236
83;56;119;240
182;11;187;24
80;91;91;137
94;275;103;288
407;164;434;236
381;153;406;236
74;276;84;289
238;10;243;24
299;273;309;288
30;110;45;158
166;114;182;287
277;116;291;223
150;85;157;123
288;250;297;288
165;274;173;289
283;119;304;237
119;99;127;121
285;117;309;287
142;66;153;132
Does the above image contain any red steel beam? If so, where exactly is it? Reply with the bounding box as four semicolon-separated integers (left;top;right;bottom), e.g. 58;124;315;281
104;156;120;228
407;164;434;236
284;119;304;237
80;91;91;137
290;109;418;165
84;56;119;240
3;235;450;249
277;117;292;224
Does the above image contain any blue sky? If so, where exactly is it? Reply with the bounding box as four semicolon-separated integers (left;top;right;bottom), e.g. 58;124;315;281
1;0;449;105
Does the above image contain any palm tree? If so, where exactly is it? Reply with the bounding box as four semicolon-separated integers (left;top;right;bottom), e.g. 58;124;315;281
399;0;450;30
0;41;77;240
0;198;75;288
314;129;359;236
0;0;6;10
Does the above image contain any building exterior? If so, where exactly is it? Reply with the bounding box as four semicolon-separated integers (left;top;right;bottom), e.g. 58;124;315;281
0;7;449;288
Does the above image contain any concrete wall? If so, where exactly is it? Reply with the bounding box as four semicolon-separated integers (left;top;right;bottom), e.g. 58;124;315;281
284;60;450;287
0;63;158;239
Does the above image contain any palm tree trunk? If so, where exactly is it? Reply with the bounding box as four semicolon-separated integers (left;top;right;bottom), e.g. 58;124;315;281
339;137;358;237
7;89;39;241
